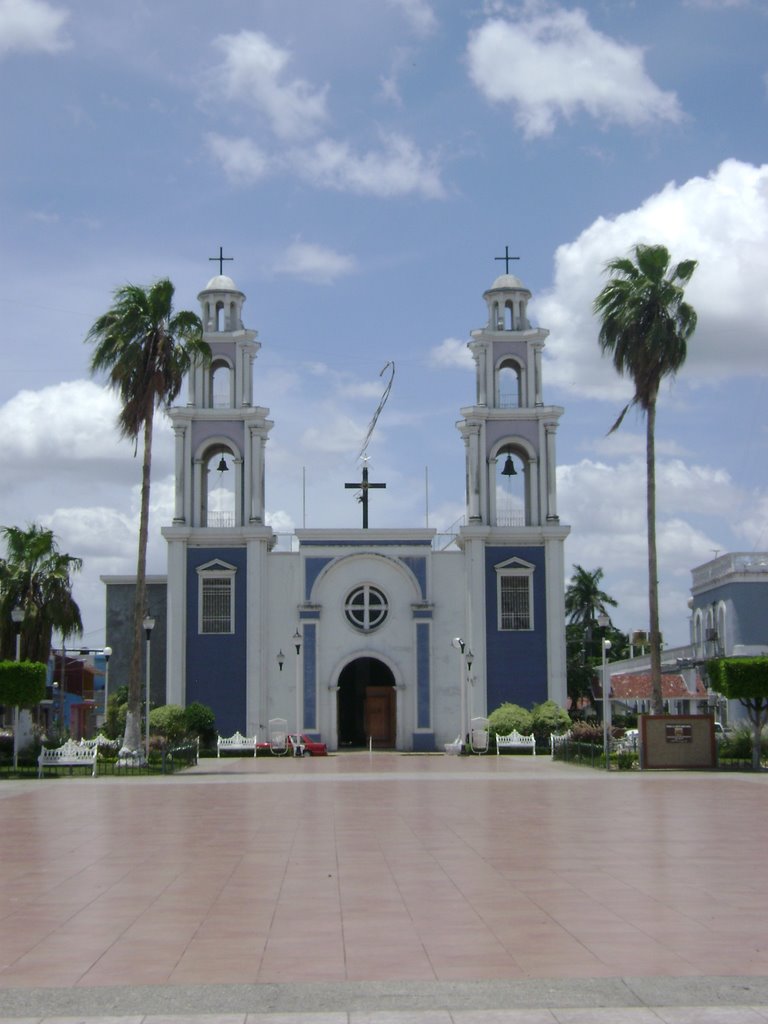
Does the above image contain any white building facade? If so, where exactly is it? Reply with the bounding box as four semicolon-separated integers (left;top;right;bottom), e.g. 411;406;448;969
106;265;570;750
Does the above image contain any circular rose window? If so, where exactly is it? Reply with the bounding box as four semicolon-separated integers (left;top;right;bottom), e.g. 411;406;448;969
344;584;388;632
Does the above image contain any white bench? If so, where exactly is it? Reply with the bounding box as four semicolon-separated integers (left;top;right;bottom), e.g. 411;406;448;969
550;731;572;755
38;738;99;778
495;730;536;756
217;731;256;757
80;734;119;752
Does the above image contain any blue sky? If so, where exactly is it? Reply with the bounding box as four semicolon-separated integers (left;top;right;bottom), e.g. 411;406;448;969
1;0;768;651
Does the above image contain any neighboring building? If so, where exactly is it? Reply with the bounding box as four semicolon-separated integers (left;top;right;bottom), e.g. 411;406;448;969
103;263;570;750
592;671;708;719
599;552;768;726
689;552;768;662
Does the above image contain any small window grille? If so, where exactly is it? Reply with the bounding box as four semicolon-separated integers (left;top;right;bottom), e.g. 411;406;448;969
500;576;531;630
201;576;233;633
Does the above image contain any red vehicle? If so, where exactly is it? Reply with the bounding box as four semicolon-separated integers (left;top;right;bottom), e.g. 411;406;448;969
288;733;328;756
255;733;328;756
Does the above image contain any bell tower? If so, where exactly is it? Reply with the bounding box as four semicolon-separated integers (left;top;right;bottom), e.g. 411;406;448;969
162;267;275;730
455;266;569;715
168;272;273;529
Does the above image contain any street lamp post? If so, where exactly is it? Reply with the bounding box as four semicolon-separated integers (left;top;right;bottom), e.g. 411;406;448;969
103;646;112;727
11;606;24;771
293;629;302;752
143;615;155;762
597;613;612;770
452;637;468;750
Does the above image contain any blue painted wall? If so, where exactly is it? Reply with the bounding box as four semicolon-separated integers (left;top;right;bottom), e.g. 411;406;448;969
186;547;248;735
694;582;768;650
485;546;548;712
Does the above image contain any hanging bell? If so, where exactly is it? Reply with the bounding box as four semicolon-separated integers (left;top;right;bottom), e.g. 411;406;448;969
216;456;228;474
501;455;517;477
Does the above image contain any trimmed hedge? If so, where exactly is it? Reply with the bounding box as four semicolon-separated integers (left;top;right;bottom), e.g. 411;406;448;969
0;660;46;708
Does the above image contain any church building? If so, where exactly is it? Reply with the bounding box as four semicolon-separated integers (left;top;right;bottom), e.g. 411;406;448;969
103;261;570;750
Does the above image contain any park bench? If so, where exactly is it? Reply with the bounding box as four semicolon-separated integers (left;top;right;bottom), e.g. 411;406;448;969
38;738;99;778
495;730;536;756
550;731;572;755
217;731;256;757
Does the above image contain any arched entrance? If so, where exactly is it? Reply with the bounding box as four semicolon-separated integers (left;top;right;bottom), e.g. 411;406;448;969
337;657;396;749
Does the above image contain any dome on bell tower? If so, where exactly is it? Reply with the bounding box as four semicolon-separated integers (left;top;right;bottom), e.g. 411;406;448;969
483;273;532;332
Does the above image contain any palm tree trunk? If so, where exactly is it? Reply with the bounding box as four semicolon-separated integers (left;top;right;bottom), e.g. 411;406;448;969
646;395;664;715
120;411;154;761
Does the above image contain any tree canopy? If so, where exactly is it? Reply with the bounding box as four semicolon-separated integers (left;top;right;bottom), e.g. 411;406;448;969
594;243;697;714
0;523;82;663
709;657;768;769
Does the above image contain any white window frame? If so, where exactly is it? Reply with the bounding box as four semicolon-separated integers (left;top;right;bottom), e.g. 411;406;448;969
495;556;535;631
197;559;236;635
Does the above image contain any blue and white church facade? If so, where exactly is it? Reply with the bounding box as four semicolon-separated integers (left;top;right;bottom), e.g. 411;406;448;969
105;267;570;750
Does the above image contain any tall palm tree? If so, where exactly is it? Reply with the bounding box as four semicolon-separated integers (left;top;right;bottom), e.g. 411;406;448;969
86;279;209;760
594;243;697;714
0;523;83;662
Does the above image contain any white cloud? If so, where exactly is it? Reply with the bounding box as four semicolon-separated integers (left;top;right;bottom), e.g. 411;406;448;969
205;133;270;185
428;337;473;370
0;381;121;465
293;132;446;199
301;413;367;454
0;0;68;58
212;30;328;141
466;8;681;138
537;159;768;399
558;456;733;643
274;241;357;285
387;0;437;35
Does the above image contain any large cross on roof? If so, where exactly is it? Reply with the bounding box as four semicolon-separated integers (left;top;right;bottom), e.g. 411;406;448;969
345;463;386;529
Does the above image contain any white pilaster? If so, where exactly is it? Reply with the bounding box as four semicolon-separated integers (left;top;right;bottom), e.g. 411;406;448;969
165;538;187;707
544;421;559;521
173;425;186;524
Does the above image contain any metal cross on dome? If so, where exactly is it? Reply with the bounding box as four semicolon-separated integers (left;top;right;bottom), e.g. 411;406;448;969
494;246;520;274
209;246;234;275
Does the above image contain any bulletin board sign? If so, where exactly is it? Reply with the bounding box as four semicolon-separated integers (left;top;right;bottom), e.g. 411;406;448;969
639;715;716;769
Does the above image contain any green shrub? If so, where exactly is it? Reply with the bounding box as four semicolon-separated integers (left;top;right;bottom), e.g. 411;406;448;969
185;702;216;744
531;699;570;742
616;750;635;770
149;704;187;744
488;702;533;737
719;725;764;761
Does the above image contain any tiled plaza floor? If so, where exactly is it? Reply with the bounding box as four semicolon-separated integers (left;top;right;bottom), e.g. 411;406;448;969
1;753;767;1021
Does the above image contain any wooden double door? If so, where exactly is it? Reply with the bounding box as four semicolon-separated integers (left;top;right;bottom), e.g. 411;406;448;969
337;658;396;748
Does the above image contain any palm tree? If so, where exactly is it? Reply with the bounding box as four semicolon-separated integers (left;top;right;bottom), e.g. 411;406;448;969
86;279;209;761
565;564;617;629
0;523;83;662
593;243;697;714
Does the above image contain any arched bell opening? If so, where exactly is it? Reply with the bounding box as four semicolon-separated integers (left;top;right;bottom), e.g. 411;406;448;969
210;359;234;409
496;357;523;409
202;446;237;528
493;445;528;527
